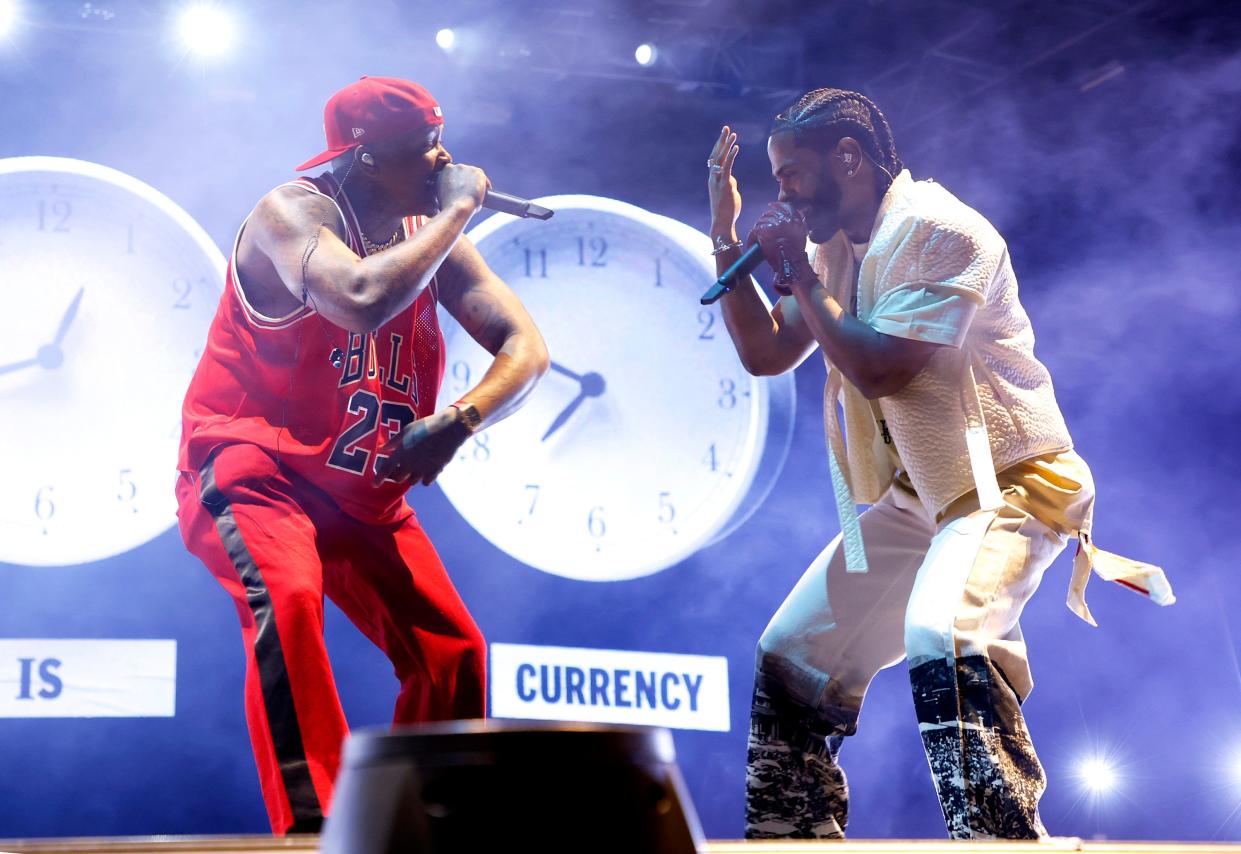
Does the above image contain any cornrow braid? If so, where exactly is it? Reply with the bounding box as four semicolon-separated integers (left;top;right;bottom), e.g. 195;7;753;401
771;87;904;191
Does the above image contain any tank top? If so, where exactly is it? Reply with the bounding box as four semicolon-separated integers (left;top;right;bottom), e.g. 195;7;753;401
178;173;445;523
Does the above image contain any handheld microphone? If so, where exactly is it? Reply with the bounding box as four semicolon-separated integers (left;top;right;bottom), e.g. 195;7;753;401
429;166;555;220
700;243;764;305
483;189;554;221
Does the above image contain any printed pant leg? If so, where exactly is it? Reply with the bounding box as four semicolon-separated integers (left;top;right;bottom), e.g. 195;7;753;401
176;445;344;835
904;501;1069;839
746;485;935;839
318;511;486;724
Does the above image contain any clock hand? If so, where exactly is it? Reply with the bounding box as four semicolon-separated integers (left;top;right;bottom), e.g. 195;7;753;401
541;391;587;442
52;286;85;347
540;371;607;442
549;360;584;382
0;357;39;376
22;287;86;373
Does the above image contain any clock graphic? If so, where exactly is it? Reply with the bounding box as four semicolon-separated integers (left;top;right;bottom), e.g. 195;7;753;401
435;195;795;581
0;156;225;566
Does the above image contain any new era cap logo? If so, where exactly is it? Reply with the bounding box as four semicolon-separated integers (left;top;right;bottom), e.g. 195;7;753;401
352;127;365;138
433;107;442;117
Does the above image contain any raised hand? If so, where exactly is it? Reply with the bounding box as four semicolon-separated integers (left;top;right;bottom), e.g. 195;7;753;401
707;126;742;240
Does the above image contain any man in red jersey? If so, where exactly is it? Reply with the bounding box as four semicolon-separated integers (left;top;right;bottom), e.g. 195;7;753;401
175;76;549;834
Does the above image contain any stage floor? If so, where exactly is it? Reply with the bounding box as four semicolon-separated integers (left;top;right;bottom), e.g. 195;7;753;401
2;838;1241;854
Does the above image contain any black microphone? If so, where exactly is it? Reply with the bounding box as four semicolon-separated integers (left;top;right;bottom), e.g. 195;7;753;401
700;243;764;305
483;190;554;220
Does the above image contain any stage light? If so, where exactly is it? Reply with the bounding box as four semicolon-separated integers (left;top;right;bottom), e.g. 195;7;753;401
1229;746;1241;786
0;0;18;40
1077;756;1118;795
436;28;456;52
178;4;234;57
635;43;657;67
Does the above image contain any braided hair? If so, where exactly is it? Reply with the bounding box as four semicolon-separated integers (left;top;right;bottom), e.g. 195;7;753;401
771;88;903;191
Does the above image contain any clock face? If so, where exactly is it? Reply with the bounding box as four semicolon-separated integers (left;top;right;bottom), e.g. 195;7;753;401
435;195;794;581
0;157;224;566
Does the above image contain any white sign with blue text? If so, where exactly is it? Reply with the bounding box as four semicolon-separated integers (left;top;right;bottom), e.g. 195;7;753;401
490;642;730;732
0;639;177;718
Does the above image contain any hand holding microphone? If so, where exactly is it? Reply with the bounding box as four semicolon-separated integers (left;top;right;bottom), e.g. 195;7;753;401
433;163;555;220
701;202;812;304
435;162;490;213
747;202;812;296
707;126;742;237
701;126;753;305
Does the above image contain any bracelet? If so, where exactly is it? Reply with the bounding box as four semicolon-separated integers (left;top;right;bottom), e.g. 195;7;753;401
710;236;743;256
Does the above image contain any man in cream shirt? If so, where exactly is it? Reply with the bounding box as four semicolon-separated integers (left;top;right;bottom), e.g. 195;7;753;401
705;88;1170;840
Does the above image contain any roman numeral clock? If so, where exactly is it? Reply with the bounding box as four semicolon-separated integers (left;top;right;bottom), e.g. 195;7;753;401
0;157;224;566
436;195;795;581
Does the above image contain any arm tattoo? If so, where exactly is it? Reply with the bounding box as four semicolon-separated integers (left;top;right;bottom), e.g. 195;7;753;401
458;288;512;355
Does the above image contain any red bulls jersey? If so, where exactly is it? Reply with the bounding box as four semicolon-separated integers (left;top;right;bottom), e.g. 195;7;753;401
178;174;445;523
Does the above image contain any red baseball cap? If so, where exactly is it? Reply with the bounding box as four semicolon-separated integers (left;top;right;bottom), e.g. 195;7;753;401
295;76;444;172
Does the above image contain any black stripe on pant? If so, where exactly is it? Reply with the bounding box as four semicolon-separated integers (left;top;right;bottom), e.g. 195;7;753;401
200;461;323;831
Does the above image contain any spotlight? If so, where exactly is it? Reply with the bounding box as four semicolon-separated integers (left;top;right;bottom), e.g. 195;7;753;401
1229;747;1241;786
178;4;235;58
634;43;657;67
0;0;18;40
1077;756;1118;795
435;28;456;52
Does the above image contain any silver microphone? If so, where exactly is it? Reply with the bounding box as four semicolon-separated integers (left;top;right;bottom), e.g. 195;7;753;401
482;190;554;221
430;167;554;220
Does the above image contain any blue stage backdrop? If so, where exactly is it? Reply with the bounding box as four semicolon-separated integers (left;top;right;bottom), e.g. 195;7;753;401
1;0;1239;842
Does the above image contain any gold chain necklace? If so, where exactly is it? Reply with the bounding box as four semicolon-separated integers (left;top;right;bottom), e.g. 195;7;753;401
360;227;401;256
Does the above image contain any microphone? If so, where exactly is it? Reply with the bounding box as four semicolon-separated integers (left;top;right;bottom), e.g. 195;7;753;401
700;243;764;305
483;190;554;220
430;166;556;220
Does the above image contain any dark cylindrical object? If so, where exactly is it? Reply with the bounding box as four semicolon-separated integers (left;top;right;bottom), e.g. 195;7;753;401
701;242;764;305
321;720;704;854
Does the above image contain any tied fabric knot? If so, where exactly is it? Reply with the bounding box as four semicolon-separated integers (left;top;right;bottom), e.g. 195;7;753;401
1068;531;1175;627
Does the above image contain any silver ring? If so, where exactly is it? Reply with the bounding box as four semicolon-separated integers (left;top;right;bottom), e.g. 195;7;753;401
709;163;722;173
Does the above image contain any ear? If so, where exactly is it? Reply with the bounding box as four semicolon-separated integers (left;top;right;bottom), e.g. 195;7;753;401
834;137;864;180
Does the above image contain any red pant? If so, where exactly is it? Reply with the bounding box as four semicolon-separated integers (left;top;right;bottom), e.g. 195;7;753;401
176;444;486;834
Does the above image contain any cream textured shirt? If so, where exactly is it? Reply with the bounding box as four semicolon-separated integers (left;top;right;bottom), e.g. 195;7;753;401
804;169;1073;517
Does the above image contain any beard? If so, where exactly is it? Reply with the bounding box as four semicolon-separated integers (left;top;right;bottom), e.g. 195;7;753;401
800;178;844;244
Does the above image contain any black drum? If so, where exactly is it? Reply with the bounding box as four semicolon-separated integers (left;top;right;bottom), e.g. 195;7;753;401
320;720;704;854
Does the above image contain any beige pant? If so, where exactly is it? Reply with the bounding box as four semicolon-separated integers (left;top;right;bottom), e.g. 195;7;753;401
746;453;1094;840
